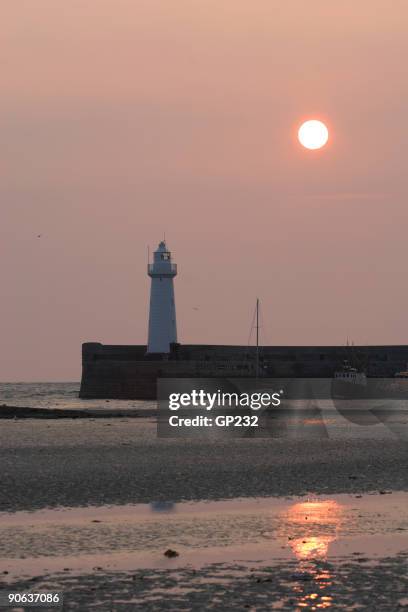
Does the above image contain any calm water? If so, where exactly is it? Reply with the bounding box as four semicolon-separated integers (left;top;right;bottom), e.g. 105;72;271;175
0;382;154;411
1;383;408;438
1;492;408;576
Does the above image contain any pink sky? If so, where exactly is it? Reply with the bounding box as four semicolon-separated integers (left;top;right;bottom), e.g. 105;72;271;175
1;1;408;380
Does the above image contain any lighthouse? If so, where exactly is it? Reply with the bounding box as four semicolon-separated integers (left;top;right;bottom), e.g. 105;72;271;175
147;241;178;354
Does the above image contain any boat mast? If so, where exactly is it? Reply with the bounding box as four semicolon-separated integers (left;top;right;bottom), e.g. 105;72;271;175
256;298;259;378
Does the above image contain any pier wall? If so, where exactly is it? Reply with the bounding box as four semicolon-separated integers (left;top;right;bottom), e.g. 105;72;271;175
79;342;408;399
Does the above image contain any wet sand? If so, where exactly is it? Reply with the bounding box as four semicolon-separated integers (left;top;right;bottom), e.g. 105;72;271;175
1;418;408;512
1;418;408;610
1;493;408;610
5;556;408;610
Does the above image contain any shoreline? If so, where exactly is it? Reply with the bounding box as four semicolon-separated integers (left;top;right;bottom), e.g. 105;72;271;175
0;404;156;419
2;403;408;420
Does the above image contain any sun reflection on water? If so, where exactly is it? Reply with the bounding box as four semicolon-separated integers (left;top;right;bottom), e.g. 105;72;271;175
291;535;333;560
285;499;343;561
279;499;344;609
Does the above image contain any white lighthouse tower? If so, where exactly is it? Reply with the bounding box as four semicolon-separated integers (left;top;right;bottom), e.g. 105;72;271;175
147;240;178;354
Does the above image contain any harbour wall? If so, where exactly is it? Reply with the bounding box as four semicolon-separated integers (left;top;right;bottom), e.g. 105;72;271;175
79;342;408;399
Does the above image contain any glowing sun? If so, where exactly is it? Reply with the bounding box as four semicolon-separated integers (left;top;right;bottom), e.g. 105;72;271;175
298;120;329;150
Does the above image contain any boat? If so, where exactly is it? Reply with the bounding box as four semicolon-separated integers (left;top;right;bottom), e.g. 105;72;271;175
394;364;408;378
332;355;408;427
333;360;367;388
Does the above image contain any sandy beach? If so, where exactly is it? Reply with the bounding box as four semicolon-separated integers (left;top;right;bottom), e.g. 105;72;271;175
1;417;408;609
1;418;408;511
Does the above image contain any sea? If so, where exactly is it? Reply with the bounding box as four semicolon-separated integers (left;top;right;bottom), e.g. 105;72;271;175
0;383;154;412
1;382;408;440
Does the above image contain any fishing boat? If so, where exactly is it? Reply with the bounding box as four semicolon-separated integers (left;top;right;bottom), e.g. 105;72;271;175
333;360;367;388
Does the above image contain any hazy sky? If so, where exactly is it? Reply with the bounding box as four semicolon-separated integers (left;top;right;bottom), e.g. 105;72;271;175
2;1;408;381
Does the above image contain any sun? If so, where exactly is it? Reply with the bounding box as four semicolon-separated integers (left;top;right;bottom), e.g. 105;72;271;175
298;119;329;150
